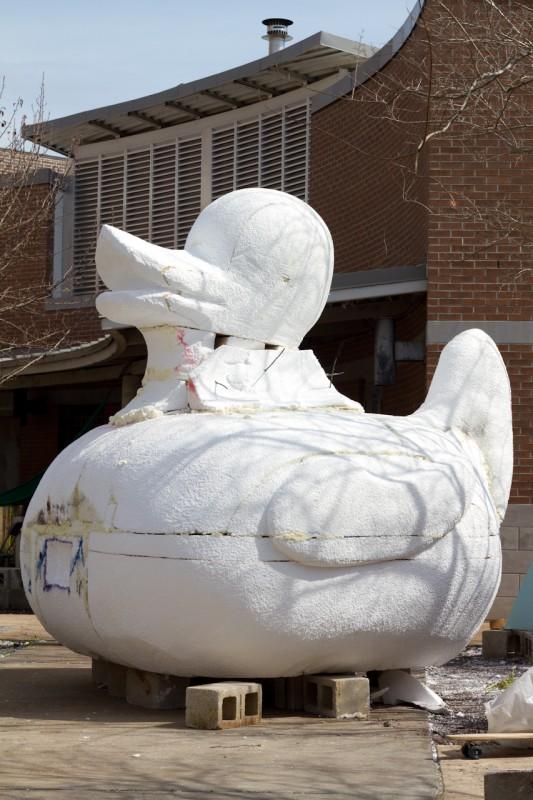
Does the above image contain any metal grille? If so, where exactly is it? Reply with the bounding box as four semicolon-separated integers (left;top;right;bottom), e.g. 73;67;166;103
261;112;283;190
177;138;202;248
211;127;235;199
236;120;259;189
212;102;309;201
152;143;177;248
73;160;99;294
125;149;150;240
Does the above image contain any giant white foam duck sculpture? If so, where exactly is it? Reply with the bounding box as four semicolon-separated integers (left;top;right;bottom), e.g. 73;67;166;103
21;189;512;678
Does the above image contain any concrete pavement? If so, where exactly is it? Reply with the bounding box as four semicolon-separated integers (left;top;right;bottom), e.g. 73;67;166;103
0;641;442;799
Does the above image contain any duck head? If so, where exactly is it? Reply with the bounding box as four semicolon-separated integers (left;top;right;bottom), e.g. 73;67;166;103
95;188;333;348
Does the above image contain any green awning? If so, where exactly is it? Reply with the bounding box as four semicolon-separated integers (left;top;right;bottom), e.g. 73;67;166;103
0;473;45;507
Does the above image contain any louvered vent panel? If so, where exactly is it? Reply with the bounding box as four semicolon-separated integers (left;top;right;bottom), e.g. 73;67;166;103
100;155;124;228
152;143;177;247
260;112;283;191
283;104;308;199
211;127;235;200
236;120;259;189
73;160;99;294
125;148;150;239
177;138;202;248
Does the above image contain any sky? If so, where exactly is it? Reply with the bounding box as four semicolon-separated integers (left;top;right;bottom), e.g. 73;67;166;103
1;1;416;129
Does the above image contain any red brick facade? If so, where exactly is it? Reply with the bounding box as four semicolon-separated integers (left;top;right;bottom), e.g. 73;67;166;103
0;177;101;356
310;0;532;502
309;93;428;274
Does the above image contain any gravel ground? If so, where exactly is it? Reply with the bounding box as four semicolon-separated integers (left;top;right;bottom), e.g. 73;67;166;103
426;646;530;740
0;640;29;659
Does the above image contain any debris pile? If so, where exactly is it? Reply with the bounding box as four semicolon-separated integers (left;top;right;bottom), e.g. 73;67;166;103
426;646;529;739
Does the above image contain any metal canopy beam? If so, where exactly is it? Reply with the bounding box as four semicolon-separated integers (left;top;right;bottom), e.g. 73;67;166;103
128;110;164;129
270;66;309;85
88;120;122;138
164;100;202;119
233;78;276;98
199;89;243;109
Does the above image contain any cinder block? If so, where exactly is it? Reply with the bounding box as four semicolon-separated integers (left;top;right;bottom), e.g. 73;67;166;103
520;632;533;663
503;507;533;528
185;682;262;730
126;669;189;709
304;674;369;719
502;550;533;575
107;662;127;698
488;596;515;621
484;770;533;799
519;528;533;550
9;569;23;590
500;527;519;550
274;676;304;711
0;568;10;611
9;588;30;611
499;573;519;597
0;568;30;612
92;659;109;686
482;630;521;659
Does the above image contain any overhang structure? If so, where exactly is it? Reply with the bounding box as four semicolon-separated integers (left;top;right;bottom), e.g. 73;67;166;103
24;32;376;155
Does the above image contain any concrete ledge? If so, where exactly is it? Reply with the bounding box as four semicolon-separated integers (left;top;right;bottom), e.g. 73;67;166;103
427;320;533;345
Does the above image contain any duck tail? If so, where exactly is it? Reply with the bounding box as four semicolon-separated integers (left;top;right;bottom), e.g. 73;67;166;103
413;328;513;517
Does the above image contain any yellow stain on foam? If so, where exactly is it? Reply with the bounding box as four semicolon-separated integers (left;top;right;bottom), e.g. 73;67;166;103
273;532;312;542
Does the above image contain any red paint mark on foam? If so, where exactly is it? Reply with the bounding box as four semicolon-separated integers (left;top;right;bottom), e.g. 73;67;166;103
176;329;203;370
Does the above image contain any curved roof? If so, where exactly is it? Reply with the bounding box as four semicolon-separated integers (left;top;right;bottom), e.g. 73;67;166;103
23;2;425;156
23;32;375;154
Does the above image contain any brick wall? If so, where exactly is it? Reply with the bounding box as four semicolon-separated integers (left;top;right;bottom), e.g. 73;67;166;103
309;54;428;274
0;179;101;354
493;508;533;620
423;1;533;499
421;0;533;614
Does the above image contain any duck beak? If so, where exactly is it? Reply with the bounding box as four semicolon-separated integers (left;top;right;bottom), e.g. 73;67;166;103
95;225;229;329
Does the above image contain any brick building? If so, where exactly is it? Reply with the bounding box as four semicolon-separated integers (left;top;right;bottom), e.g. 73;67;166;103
1;0;531;618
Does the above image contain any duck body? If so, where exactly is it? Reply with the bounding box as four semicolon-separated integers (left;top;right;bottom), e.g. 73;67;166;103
20;190;513;677
21;336;507;676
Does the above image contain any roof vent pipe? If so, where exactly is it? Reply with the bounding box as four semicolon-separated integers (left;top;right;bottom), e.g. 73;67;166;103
262;18;293;54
